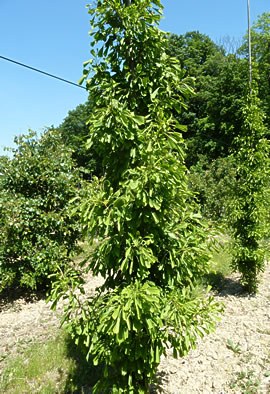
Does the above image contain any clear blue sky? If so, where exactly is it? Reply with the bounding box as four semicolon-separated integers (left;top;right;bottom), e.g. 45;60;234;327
0;0;268;155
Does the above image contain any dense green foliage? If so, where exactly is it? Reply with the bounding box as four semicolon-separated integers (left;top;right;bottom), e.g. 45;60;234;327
189;155;236;223
59;101;103;178
50;1;220;392
167;32;249;165
165;32;248;222
230;93;269;293
0;130;81;292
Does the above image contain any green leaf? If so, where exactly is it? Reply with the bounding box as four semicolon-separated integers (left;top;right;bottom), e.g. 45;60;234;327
150;88;159;100
133;115;145;125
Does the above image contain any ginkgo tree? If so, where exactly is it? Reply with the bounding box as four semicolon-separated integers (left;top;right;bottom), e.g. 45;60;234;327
50;1;221;392
230;91;269;293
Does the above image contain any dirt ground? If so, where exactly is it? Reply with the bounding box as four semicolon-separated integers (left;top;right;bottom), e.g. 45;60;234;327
0;267;269;393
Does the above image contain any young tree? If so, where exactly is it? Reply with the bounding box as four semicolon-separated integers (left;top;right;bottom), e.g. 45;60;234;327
230;92;269;293
51;1;220;392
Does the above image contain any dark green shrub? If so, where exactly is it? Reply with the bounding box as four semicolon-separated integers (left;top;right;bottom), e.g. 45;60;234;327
59;101;104;178
0;130;81;292
188;155;237;223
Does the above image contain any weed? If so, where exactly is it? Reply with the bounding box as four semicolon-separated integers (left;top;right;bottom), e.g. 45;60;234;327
229;370;260;394
226;339;241;354
257;328;270;335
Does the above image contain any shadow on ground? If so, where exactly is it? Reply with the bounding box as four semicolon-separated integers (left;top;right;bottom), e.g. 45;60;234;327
205;272;252;297
63;336;102;394
150;370;170;393
0;285;46;312
63;336;169;394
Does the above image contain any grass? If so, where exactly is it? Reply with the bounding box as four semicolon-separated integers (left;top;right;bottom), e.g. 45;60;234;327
0;331;100;394
0;333;71;394
211;245;232;277
205;236;233;290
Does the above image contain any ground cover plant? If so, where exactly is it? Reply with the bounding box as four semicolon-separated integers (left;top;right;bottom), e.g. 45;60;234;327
0;334;70;394
50;1;221;392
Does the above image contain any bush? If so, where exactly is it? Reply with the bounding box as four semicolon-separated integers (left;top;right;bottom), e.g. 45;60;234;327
188;155;236;223
0;129;81;292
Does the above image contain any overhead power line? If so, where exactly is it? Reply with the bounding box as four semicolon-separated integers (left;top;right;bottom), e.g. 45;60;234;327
0;55;87;90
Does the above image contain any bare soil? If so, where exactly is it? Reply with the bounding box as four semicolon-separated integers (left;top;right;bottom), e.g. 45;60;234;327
0;267;269;393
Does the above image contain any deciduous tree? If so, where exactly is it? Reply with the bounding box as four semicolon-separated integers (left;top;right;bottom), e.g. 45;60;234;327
50;1;220;392
230;92;269;293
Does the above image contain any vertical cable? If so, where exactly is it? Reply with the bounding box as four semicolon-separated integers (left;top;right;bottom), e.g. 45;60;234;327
247;0;252;93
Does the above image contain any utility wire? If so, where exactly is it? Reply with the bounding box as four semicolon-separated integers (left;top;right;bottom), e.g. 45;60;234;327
247;0;252;93
0;55;87;90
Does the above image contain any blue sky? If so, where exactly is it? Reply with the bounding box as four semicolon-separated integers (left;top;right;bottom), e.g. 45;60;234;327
0;0;268;155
